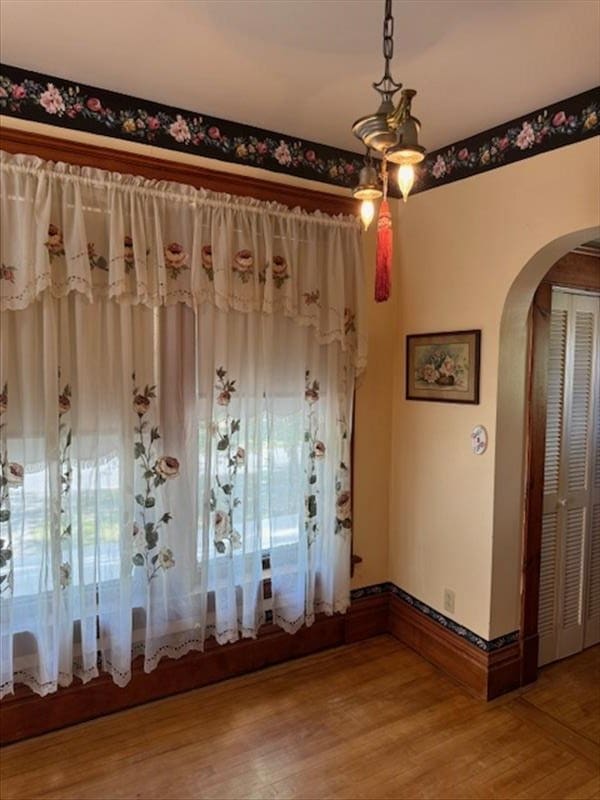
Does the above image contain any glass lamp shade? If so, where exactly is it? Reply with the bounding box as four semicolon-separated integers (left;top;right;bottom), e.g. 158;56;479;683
352;163;383;201
353;184;383;201
386;113;426;166
385;144;426;166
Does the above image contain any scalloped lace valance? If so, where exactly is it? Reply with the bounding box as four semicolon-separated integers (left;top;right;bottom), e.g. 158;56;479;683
0;151;366;373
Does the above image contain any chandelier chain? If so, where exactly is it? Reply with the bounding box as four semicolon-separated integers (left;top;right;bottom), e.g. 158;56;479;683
372;0;402;99
382;0;394;75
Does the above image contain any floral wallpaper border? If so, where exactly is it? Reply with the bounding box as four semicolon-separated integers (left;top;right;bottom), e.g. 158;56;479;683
417;87;599;193
350;582;519;652
0;63;364;190
0;63;597;197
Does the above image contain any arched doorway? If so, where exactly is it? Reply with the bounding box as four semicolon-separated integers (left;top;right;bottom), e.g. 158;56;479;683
491;225;599;687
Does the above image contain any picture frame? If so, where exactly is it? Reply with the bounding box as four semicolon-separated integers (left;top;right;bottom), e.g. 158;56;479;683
406;329;481;404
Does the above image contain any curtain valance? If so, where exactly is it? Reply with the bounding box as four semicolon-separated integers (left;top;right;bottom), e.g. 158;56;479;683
0;148;363;697
0;152;366;373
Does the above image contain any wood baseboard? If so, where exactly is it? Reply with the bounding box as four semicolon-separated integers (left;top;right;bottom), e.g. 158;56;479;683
387;593;521;700
344;594;389;643
487;640;523;700
0;588;522;744
0;595;388;745
520;632;540;687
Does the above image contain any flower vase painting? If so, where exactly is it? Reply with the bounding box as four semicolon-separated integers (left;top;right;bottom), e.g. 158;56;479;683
406;330;481;404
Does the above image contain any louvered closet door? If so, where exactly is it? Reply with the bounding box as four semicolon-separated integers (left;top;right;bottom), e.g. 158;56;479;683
538;289;600;667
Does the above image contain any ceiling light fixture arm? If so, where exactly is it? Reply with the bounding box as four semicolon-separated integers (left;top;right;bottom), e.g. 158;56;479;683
387;88;416;130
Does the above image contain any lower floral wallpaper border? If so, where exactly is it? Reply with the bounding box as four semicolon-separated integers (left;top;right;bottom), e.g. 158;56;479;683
1;63;598;197
350;582;519;653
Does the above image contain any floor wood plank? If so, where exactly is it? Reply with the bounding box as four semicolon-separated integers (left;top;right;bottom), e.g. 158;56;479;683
1;637;598;800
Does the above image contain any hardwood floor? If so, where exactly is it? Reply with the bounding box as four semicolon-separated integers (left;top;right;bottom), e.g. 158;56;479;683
1;636;598;800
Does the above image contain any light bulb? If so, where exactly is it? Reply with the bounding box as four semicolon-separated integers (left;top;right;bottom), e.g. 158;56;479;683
397;164;415;202
360;199;375;231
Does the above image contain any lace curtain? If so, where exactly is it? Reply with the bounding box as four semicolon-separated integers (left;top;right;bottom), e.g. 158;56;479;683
0;152;366;697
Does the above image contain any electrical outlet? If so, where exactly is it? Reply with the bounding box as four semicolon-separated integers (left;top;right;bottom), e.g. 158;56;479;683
443;588;455;614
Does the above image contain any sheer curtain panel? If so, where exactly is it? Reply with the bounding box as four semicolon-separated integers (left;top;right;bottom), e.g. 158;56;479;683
0;152;366;697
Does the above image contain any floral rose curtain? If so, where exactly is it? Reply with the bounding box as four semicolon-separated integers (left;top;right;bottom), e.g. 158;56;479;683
0;151;366;697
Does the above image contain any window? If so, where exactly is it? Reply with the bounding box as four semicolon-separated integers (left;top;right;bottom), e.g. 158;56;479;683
0;150;364;696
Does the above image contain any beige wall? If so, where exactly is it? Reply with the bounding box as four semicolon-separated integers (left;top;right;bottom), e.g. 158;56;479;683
351;229;396;588
389;139;600;639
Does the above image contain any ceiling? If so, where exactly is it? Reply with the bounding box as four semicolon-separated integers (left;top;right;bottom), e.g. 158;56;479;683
1;0;599;154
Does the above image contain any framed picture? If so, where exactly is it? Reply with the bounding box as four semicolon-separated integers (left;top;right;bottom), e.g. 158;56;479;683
406;329;481;404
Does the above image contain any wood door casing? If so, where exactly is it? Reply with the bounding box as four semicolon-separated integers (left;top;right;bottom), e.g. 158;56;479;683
521;251;600;684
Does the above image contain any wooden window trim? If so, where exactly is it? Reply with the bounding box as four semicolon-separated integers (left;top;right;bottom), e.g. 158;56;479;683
0;127;356;216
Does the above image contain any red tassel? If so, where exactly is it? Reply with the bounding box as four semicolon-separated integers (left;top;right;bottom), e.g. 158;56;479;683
375;199;392;302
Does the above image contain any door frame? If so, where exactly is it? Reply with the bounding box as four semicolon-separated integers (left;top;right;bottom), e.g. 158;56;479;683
521;251;600;684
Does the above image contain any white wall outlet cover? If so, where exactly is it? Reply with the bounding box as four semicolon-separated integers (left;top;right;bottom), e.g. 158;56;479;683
471;425;488;455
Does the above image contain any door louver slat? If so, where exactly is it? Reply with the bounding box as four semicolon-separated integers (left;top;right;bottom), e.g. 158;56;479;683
587;505;600;620
562;508;585;629
567;312;594;492
539;512;558;636
543;309;567;496
594;376;600;492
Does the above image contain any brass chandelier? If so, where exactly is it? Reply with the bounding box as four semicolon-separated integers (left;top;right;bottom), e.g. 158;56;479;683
351;0;425;229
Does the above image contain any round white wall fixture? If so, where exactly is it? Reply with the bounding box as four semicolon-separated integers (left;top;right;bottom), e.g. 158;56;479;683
471;425;488;455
